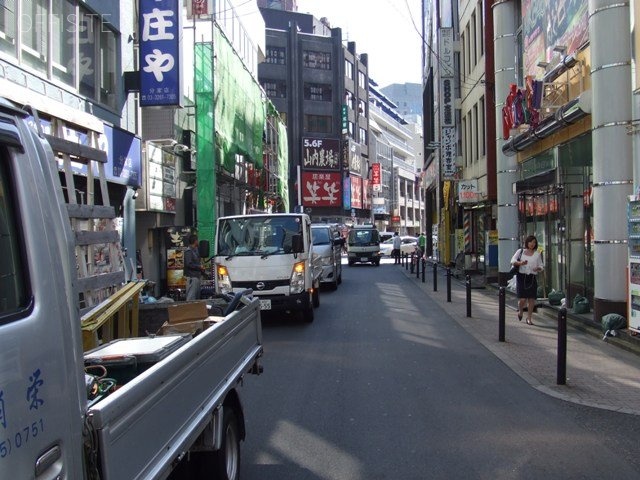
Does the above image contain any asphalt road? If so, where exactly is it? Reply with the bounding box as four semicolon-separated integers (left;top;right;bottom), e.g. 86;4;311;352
240;259;640;479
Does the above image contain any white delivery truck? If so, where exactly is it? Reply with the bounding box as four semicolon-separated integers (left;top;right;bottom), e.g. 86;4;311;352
347;224;382;266
0;99;262;480
214;213;322;322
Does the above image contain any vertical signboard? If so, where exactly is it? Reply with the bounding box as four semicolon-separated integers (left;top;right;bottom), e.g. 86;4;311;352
371;162;381;192
439;27;457;180
343;177;351;210
139;0;181;107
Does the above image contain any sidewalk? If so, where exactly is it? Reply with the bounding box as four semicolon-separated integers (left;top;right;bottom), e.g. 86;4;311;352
400;264;640;416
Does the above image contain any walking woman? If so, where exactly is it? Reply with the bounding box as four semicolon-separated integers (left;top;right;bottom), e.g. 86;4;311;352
511;235;544;325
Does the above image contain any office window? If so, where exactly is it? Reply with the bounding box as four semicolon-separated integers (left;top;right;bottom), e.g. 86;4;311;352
478;1;484;56
52;0;75;86
304;82;331;101
21;0;48;70
263;80;286;98
304;114;332;133
479;96;486;156
358;71;366;89
348;121;354;138
266;46;286;64
303;50;331;70
100;26;117;109
473;103;478;164
345;60;353;79
359;127;367;145
357;99;366;116
345;90;355;110
0;0;16;56
471;12;477;68
78;9;96;99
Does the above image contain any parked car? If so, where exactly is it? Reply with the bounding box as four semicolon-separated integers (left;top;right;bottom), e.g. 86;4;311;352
379;231;395;243
380;236;418;256
311;223;344;289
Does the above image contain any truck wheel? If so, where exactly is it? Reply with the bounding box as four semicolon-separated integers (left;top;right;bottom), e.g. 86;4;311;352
212;408;241;480
312;287;320;308
348;260;354;266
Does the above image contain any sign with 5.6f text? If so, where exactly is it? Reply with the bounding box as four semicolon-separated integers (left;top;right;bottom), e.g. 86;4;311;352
139;0;182;106
302;137;340;170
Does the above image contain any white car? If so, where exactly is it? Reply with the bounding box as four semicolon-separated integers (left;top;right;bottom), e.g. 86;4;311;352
380;236;418;256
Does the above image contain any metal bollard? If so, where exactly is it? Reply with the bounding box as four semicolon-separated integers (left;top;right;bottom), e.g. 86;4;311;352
405;253;409;270
446;268;451;302
410;253;415;274
498;287;505;342
421;258;426;283
432;262;438;291
466;275;472;317
416;254;420;279
557;307;567;385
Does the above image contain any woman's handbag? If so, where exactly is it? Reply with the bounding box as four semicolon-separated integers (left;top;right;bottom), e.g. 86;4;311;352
509;249;523;275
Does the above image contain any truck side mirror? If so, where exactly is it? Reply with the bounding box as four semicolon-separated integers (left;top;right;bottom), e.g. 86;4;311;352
292;234;304;253
199;240;210;258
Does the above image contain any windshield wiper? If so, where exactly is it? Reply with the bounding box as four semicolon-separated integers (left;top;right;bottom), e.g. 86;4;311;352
225;251;255;260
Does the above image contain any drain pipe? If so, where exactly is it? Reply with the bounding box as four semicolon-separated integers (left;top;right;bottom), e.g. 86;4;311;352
589;0;633;319
492;0;519;286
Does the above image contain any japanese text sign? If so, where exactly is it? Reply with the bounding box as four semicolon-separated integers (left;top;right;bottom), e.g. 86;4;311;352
302;138;340;170
139;0;181;106
302;171;342;207
371;163;381;191
458;179;479;203
441;126;457;180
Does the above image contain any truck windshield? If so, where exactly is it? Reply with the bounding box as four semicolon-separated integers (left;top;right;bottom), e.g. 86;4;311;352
348;229;380;246
217;216;303;257
311;228;330;245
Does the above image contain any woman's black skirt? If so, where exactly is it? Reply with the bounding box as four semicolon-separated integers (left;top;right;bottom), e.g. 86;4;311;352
516;273;537;299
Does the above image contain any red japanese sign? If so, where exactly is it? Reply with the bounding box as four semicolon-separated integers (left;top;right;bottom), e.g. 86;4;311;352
371;163;381;191
351;175;362;209
302;171;342;207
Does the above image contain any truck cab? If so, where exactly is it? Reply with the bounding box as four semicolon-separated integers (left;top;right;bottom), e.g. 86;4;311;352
214;213;322;322
347;225;381;266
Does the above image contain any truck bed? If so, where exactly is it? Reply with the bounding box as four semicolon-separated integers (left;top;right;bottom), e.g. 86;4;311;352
85;298;262;480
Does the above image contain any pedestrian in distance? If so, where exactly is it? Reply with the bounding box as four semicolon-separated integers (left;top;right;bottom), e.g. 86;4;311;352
392;232;402;264
184;234;205;301
511;235;544;325
418;232;426;257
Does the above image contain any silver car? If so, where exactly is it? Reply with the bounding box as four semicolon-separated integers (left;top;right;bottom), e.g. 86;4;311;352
311;224;344;290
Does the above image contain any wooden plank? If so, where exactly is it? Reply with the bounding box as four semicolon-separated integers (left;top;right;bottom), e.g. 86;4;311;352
75;230;120;246
77;271;126;292
80;281;141;322
66;204;115;219
81;281;146;331
44;134;107;163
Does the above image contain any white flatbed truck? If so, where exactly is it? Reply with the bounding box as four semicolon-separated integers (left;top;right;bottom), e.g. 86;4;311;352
0;99;262;479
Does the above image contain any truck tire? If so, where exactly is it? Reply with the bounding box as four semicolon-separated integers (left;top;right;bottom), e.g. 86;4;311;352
212;408;241;480
300;303;314;323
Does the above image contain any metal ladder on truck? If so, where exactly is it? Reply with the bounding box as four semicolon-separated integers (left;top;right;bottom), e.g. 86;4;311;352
28;110;145;349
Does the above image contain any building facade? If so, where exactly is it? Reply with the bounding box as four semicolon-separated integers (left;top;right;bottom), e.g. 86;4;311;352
259;7;372;224
424;0;637;321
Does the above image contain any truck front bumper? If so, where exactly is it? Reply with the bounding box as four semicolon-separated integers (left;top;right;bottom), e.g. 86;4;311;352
252;292;311;312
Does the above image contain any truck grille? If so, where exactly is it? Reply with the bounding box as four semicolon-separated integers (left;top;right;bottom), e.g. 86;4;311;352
233;279;290;291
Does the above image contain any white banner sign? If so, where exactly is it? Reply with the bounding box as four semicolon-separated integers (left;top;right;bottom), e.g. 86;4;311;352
438;28;454;77
441;127;457;179
458;179;479;203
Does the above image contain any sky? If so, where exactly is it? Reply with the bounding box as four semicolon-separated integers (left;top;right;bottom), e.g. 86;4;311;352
295;0;423;88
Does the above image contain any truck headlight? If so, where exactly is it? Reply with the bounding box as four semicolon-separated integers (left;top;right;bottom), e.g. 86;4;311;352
290;261;305;294
216;264;232;293
320;256;333;266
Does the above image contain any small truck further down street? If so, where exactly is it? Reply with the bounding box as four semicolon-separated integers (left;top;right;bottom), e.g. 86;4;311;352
0;99;263;479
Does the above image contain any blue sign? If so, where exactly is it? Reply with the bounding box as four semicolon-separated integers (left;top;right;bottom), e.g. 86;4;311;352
139;0;181;106
343;177;351;210
103;125;142;187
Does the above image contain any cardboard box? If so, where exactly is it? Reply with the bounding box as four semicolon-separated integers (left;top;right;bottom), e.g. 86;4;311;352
166;301;208;324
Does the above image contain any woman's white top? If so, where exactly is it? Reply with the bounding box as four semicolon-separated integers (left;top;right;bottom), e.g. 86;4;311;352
510;249;544;275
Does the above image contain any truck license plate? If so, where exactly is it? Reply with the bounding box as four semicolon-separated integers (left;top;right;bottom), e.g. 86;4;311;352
259;299;271;310
361;257;368;262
